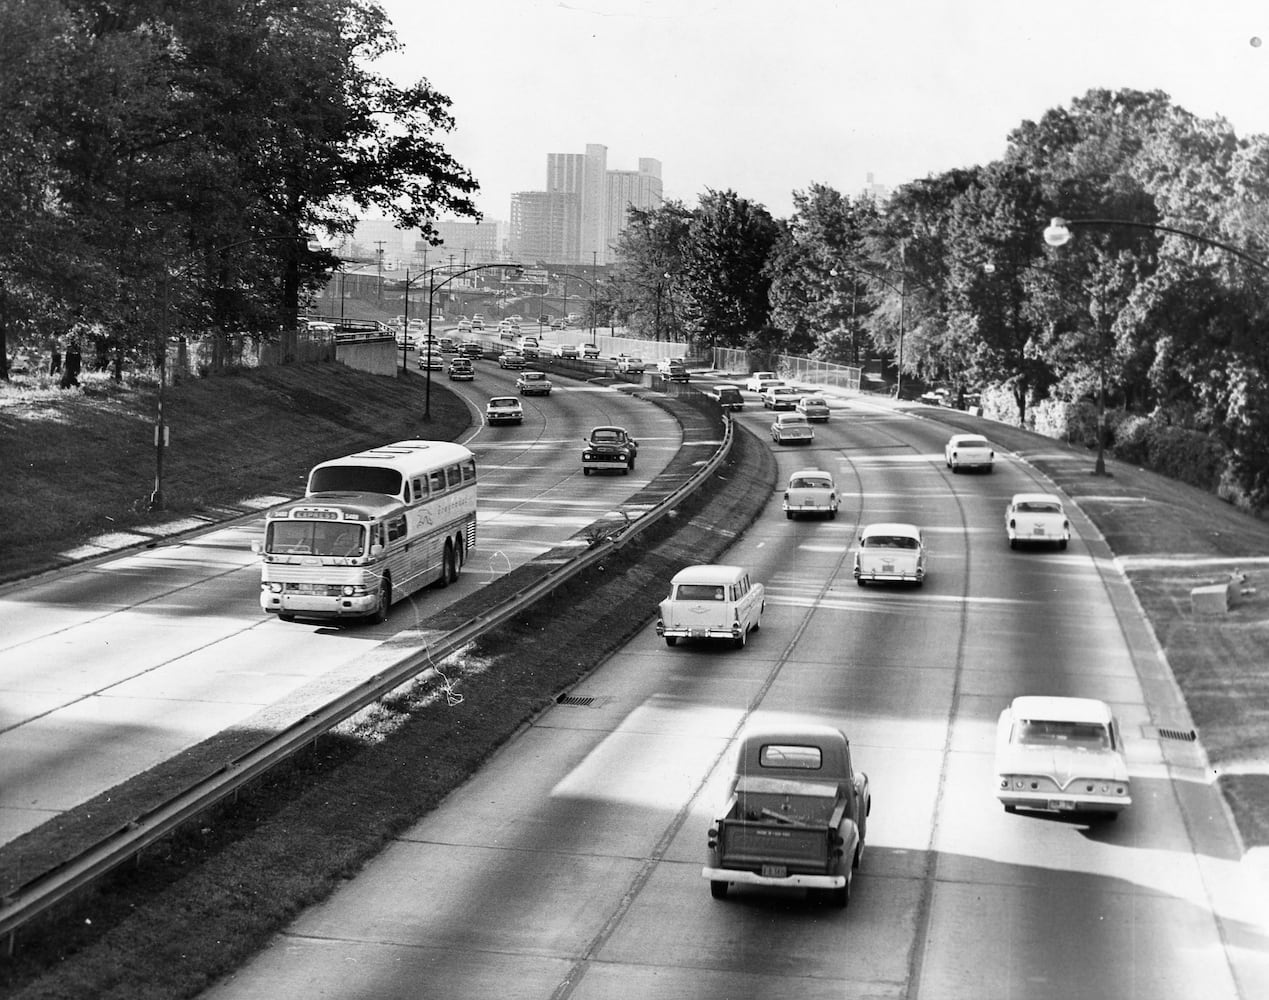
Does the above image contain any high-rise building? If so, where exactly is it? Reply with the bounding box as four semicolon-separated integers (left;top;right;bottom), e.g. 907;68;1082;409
511;144;662;265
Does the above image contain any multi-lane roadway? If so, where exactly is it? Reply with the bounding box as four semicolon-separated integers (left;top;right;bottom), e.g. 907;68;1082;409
196;388;1268;999
0;353;681;848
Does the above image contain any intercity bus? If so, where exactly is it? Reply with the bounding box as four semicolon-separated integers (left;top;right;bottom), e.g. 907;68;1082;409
256;440;477;623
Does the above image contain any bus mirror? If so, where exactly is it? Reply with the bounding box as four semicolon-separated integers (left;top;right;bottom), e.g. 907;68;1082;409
370;543;384;557
250;540;262;554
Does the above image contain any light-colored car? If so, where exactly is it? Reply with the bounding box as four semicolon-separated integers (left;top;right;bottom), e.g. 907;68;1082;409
416;352;443;371
553;343;580;358
456;318;473;333
771;412;814;444
447;358;474;381
471;315;485;330
485;396;524;425
581;343;601;359
516;370;552;395
1006;493;1070;550
750;378;785;397
498;350;525;370
656;564;765;649
615;355;645;374
783;469;839;520
657;358;689;381
995;696;1131;818
796;395;831;422
459;342;482;360
854;522;926;586
945;434;995;473
763;385;802;410
745;371;779;391
582;425;638;475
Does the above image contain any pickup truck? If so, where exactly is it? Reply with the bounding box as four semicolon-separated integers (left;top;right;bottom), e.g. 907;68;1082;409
704;724;870;907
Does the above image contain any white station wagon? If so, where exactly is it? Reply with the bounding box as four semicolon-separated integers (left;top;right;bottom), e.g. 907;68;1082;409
1006;493;1070;550
944;433;995;473
854;522;926;586
783;469;839;520
656;564;765;649
995;696;1131;819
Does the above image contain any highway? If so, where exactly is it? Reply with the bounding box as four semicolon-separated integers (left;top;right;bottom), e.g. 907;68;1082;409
0;353;681;848
198;390;1268;999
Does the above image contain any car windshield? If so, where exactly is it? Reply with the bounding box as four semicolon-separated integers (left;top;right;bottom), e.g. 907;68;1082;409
591;430;622;443
676;584;727;601
490;398;517;407
1017;501;1061;513
1013;720;1112;750
863;534;919;549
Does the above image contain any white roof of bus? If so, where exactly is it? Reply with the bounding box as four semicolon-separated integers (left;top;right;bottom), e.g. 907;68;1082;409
310;440;473;473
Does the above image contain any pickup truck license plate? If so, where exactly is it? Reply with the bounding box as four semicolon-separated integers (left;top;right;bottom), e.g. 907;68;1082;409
761;864;787;878
1048;798;1076;811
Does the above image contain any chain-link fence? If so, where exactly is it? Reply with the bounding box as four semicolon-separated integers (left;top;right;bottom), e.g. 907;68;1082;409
708;347;861;392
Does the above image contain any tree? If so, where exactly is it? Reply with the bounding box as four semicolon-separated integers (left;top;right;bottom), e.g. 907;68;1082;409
679;189;780;351
610;202;693;341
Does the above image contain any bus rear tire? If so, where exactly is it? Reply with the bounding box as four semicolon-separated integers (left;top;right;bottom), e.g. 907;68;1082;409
448;536;461;583
439;543;455;587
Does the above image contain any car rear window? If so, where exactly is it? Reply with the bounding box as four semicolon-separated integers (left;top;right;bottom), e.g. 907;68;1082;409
1013;720;1112;749
863;535;919;548
759;744;822;769
676;584;727;601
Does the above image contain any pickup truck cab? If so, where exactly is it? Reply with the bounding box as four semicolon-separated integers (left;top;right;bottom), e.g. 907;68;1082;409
657;564;764;649
704;724;870;907
582;425;638;475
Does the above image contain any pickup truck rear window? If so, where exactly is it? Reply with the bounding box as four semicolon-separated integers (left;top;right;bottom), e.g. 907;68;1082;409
759;744;822;769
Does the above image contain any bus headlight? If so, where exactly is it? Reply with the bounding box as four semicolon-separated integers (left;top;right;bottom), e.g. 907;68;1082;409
342;585;357;597
267;582;283;593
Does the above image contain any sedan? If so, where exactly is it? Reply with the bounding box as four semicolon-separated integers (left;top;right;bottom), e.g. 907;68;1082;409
770;413;814;445
447;358;474;381
854;522;926;586
459;343;482;360
516;370;553;395
1006;493;1070;550
796;395;831;422
485;396;524;425
763;385;802;410
615;355;645;374
995;696;1131;818
498;351;526;370
783;469;838;520
416;353;443;371
945;433;995;473
553;343;580;359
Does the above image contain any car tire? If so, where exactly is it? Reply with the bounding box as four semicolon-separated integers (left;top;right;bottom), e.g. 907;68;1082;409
710;880;728;900
786;511;794;520
1009;538;1018;550
1004;804;1018;814
665;636;677;647
278;613;295;623
1059;539;1068;551
733;627;747;649
583;467;591;476
856;578;867;587
829;509;837;520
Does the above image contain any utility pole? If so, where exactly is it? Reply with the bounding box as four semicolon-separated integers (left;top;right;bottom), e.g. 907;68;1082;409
374;241;386;303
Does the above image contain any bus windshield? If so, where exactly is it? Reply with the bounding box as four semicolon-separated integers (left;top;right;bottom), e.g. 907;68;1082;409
309;465;403;497
267;521;365;557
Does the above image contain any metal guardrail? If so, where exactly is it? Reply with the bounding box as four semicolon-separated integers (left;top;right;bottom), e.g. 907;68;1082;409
0;408;733;951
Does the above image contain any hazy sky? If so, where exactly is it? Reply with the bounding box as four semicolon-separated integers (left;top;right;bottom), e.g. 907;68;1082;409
374;0;1269;223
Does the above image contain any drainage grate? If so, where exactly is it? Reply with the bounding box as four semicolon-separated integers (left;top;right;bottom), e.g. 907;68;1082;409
557;694;597;707
1142;725;1199;742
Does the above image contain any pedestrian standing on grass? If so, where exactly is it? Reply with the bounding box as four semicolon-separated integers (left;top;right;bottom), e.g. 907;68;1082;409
59;340;82;389
49;342;62;375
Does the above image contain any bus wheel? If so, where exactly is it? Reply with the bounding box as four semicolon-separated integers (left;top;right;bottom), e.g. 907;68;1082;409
371;576;391;624
448;537;460;583
439;543;454;587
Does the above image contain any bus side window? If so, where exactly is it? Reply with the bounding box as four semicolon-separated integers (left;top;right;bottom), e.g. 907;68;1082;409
429;470;445;495
461;459;476;483
387;515;408;542
412;478;427;502
446;464;462;489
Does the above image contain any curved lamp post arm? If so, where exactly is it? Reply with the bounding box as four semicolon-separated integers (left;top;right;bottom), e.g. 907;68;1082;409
1044;216;1269;273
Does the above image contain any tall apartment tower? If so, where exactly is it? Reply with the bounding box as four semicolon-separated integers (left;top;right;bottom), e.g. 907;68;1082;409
513;144;662;264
